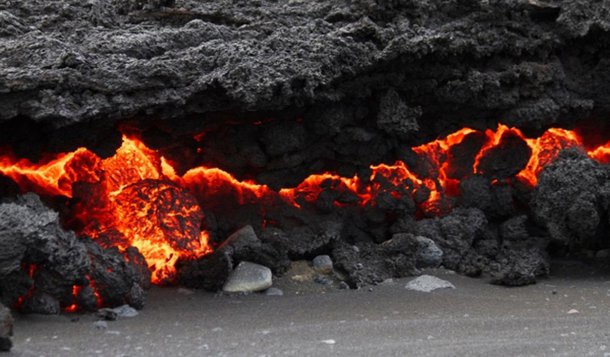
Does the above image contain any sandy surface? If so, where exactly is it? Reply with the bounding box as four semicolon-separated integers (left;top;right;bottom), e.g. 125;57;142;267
9;262;610;357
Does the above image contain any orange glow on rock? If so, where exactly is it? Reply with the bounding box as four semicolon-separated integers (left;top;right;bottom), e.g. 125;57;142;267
3;123;610;299
0;148;100;197
279;173;370;207
517;128;582;186
587;140;610;164
180;167;273;205
473;124;523;173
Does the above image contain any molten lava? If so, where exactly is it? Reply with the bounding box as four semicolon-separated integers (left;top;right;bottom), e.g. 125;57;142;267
2;124;610;291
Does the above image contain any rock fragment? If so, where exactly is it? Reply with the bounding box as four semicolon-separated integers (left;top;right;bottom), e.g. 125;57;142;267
312;255;333;274
414;236;443;268
222;262;272;293
405;275;455;293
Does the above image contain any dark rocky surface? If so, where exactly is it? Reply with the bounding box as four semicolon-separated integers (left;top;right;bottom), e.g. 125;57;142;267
533;149;610;251
1;0;609;303
0;194;149;314
0;0;609;154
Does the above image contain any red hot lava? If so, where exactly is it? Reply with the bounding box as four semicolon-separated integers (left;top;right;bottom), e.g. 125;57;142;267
0;124;609;291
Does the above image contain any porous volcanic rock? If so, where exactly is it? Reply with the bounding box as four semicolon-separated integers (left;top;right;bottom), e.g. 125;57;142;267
0;193;149;313
0;0;608;143
532;149;610;250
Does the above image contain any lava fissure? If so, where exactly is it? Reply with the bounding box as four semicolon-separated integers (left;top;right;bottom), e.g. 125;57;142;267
1;124;609;295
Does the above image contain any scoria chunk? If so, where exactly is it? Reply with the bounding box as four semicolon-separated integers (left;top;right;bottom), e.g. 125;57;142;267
491;246;550;286
331;233;420;288
84;237;150;309
0;194;150;313
415;208;488;271
0;194;90;308
532;149;609;250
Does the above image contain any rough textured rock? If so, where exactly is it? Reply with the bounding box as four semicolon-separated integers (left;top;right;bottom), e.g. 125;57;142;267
491;246;550;286
177;249;233;291
0;0;608;142
332;233;420;287
222;261;272;293
0;193;149;313
217;225;261;257
0;0;608;295
532;149;609;250
415;208;488;271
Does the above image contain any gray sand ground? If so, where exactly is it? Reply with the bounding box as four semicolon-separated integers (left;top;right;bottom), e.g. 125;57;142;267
9;262;610;357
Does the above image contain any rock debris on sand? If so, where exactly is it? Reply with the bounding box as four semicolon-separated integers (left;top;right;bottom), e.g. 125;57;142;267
405;275;456;293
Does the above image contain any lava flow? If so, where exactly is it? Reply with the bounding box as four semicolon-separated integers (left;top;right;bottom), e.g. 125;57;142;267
1;124;610;287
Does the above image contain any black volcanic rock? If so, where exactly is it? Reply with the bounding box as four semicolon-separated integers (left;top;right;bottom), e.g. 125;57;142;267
331;233;420;287
0;194;89;308
491;246;550;286
532;149;610;250
0;0;607;136
0;194;149;313
415;208;488;271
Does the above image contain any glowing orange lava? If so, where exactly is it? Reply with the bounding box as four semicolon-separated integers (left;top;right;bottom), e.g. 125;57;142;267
279;173;371;207
2;124;610;292
517;128;582;186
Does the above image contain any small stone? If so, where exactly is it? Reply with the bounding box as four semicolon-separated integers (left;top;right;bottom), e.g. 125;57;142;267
321;339;336;345
97;308;118;321
414;236;443;268
405;275;455;293
314;274;332;285
264;287;284;296
93;321;108;330
338;281;349;290
223;261;272;293
111;305;138;318
567;309;579;314
312;255;333;274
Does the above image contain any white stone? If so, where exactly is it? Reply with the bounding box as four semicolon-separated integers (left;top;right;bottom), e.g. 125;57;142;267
405;275;455;293
111;305;138;318
223;261;272;293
